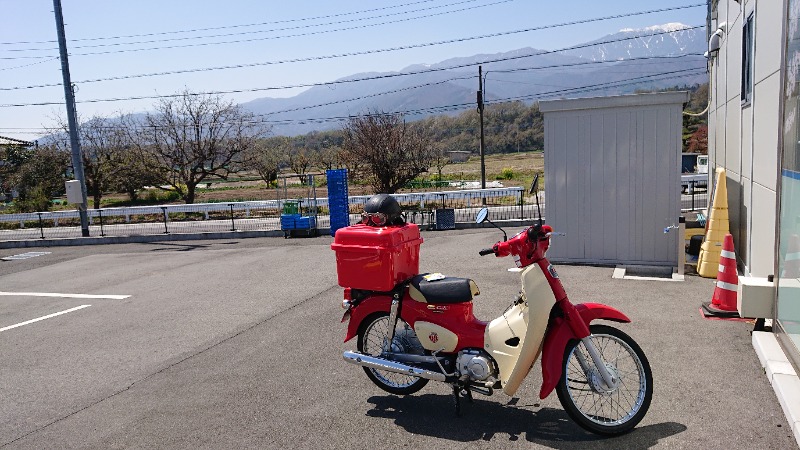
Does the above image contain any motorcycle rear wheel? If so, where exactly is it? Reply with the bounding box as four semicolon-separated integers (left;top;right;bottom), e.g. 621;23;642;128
357;312;428;395
555;324;653;436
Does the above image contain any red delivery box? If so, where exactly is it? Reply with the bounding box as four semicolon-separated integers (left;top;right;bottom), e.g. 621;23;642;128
331;223;422;291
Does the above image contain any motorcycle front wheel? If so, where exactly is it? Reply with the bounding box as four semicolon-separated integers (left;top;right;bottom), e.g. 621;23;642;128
357;312;429;395
555;324;653;436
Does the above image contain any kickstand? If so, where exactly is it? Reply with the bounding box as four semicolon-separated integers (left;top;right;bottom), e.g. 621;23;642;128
452;384;474;417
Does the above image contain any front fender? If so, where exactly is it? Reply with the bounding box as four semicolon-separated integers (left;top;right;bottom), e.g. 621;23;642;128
343;296;393;343
538;303;630;399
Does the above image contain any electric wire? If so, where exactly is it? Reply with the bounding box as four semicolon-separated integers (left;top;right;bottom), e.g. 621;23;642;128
0;4;704;63
0;53;706;108
1;24;705;94
7;0;508;53
0;68;706;135
0;0;441;45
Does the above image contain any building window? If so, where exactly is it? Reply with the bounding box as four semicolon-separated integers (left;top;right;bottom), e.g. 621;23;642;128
741;13;754;104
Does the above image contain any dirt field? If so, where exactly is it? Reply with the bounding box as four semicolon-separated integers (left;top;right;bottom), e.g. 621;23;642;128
95;151;545;205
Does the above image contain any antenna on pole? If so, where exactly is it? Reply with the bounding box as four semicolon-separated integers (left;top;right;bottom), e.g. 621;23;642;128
53;0;90;237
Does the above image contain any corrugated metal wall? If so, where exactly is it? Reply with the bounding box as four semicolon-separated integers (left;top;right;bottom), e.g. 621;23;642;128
541;92;688;266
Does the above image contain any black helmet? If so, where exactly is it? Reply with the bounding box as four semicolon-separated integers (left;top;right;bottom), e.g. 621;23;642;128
362;193;403;226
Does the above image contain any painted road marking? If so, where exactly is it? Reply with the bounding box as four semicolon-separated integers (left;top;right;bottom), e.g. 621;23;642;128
0;292;130;300
1;252;51;261
0;305;91;333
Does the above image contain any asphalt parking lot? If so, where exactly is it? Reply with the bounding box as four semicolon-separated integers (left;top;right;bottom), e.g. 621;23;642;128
0;228;796;449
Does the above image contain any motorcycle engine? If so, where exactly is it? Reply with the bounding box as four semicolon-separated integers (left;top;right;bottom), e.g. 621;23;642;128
457;349;495;381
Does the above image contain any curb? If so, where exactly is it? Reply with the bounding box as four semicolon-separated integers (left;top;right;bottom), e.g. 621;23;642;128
752;331;800;446
0;220;534;249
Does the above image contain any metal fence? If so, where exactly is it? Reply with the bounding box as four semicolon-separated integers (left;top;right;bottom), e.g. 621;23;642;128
681;185;709;212
0;187;534;242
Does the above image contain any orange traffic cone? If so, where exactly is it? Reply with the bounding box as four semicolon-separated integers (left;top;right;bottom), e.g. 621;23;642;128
782;234;800;278
702;233;740;318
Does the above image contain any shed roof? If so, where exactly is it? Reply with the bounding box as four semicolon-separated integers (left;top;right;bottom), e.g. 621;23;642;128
0;135;34;147
539;91;690;113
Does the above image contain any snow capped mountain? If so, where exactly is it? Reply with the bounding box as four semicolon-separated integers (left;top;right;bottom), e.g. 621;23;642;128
558;23;705;61
241;23;707;135
619;23;693;34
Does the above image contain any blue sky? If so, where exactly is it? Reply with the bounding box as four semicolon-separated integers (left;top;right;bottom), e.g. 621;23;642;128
0;0;707;140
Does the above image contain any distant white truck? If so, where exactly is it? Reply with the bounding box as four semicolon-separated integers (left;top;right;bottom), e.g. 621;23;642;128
681;153;708;193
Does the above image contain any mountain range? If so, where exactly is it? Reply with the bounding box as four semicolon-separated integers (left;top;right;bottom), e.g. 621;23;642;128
242;23;708;136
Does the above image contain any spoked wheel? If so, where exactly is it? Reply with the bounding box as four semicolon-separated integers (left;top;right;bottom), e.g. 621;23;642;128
357;312;428;395
555;324;653;435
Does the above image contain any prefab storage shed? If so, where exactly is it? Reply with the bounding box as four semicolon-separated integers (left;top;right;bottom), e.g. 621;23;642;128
539;91;689;266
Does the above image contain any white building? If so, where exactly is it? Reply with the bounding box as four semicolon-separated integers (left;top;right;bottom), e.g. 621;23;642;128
707;0;800;443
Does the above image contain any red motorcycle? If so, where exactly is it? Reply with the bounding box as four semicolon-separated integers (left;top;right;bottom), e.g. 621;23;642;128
331;177;653;435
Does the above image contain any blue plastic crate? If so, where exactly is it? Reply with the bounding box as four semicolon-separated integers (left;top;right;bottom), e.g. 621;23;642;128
328;198;350;210
330;217;351;227
280;213;299;230
326;169;348;180
295;216;316;229
328;185;348;197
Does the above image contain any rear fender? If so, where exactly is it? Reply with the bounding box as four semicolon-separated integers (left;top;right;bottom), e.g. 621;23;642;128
344;296;393;343
538;303;630;399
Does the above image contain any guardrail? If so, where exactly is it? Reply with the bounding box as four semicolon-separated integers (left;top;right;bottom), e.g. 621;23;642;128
0;187;533;242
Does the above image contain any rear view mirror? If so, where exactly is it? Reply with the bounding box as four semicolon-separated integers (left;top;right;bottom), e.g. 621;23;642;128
529;174;540;195
475;208;489;224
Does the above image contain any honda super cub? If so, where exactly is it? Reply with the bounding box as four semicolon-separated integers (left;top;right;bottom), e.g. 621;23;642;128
331;177;653;435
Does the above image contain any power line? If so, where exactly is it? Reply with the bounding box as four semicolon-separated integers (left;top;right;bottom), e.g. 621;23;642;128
2;18;705;93
0;68;707;134
0;0;440;46
229;69;708;125
0;4;705;63
0;60;707;135
0;51;706;108
0;57;59;71
255;57;706;118
7;0;506;53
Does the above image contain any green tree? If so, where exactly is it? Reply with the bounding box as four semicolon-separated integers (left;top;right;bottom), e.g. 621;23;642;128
0;142;34;195
9;145;70;212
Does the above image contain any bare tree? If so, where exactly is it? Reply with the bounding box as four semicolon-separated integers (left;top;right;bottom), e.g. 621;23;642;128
342;112;435;194
60;115;132;208
245;137;284;187
285;146;314;185
136;91;266;203
314;145;342;172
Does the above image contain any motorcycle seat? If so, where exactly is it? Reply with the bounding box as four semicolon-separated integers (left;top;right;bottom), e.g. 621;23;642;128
408;274;480;304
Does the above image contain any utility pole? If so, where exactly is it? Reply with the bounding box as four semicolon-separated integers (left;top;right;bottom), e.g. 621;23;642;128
477;65;486;191
53;0;89;237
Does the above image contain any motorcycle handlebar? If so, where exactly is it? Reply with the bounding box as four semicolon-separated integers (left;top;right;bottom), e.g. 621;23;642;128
478;248;495;256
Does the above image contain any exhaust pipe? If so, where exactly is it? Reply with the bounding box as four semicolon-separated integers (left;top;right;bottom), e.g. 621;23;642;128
343;351;447;382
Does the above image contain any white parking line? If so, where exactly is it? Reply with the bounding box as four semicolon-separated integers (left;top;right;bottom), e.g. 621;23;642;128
0;305;91;332
1;251;51;261
0;292;130;300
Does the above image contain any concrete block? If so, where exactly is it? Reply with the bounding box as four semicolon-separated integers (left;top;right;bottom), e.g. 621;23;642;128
767;360;798;382
738;276;774;318
753;331;788;369
773;373;800;443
